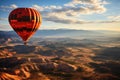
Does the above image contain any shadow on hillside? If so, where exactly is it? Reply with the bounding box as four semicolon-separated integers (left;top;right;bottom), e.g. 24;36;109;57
0;45;36;54
93;47;120;61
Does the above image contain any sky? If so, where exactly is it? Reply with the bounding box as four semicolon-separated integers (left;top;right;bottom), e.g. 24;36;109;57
0;0;120;31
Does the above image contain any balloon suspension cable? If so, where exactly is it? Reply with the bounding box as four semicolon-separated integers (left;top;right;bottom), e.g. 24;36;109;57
24;41;27;45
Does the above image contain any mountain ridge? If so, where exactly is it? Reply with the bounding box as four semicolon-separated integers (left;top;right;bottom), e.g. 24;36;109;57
0;29;120;39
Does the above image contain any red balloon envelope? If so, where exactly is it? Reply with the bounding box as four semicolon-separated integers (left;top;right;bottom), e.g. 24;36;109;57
8;8;42;45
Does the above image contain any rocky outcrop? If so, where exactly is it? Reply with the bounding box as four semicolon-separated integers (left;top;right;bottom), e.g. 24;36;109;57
0;49;15;57
39;62;77;72
39;62;58;71
0;72;21;80
0;56;78;80
57;63;77;72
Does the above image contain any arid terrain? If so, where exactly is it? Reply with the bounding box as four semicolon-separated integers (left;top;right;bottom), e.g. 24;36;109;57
0;30;120;80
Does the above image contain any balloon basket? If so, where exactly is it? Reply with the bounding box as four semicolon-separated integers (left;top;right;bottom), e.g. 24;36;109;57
24;41;28;45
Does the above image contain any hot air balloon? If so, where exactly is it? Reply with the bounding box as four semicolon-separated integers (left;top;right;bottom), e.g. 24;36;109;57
8;8;42;45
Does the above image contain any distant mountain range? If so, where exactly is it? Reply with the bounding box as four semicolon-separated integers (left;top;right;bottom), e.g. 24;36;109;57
0;31;17;39
0;29;120;39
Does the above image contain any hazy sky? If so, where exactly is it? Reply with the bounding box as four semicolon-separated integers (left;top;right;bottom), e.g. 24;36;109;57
0;0;120;31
